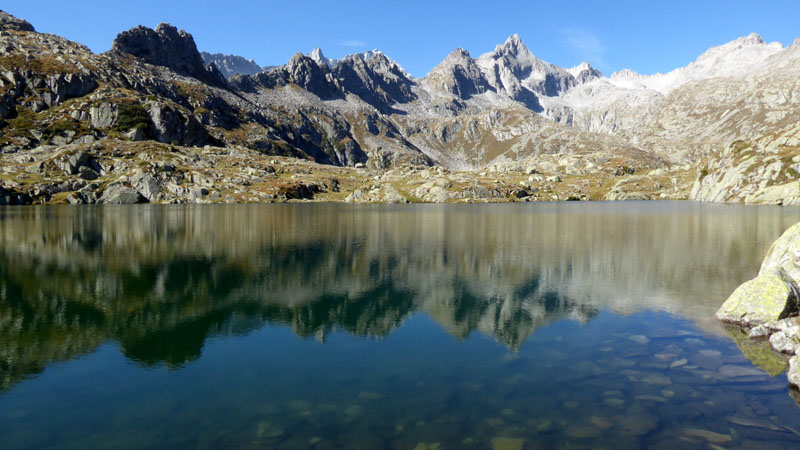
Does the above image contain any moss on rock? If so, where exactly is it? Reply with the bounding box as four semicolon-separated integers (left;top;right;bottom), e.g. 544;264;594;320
716;271;791;326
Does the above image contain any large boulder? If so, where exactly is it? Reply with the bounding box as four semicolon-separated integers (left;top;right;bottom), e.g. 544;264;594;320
129;171;161;201
716;271;797;326
760;222;800;283
717;222;800;326
98;184;144;204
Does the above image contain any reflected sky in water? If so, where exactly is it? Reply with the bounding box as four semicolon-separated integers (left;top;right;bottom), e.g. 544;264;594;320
2;202;800;449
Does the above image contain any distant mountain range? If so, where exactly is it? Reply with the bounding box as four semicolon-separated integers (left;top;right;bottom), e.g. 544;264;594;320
200;52;265;78
1;8;800;205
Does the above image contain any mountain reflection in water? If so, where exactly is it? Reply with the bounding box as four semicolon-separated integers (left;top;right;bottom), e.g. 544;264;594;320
1;202;799;393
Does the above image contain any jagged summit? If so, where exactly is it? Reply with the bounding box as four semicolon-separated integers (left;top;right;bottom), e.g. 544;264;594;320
494;34;527;56
424;47;491;100
113;23;227;86
739;32;766;46
308;47;333;68
476;33;575;105
568;61;603;84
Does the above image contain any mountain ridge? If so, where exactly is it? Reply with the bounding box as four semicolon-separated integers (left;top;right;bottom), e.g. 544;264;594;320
0;10;799;205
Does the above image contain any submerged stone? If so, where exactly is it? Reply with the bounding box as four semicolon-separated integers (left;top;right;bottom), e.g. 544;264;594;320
683;427;732;443
590;416;613;429
604;397;625;407
642;373;672;385
255;422;284;438
617;408;659;436
727;416;782;431
718;365;766;378
491;437;524;450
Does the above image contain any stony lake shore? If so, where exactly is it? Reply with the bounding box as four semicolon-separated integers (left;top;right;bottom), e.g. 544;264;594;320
0;138;700;205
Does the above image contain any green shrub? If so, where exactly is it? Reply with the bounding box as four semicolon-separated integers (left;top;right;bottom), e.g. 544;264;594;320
114;102;150;134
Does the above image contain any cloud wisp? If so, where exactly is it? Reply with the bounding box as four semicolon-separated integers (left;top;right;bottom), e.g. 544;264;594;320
338;39;367;48
561;27;609;71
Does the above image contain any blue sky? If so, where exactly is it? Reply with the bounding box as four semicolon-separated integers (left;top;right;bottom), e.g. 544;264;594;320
4;0;799;77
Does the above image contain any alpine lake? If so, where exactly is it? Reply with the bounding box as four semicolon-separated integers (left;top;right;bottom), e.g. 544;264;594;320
3;201;800;450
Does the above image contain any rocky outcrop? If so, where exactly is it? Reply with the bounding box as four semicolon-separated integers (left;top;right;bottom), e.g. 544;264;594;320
691;127;800;205
716;222;800;389
0;10;35;32
112;23;226;86
148;102;210;146
98;183;145;204
0;69;97;116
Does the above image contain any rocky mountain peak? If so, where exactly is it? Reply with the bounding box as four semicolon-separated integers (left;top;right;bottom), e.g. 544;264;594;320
308;47;333;68
476;33;575;102
112;23;226;86
610;69;641;79
568;61;603;84
740;32;766;46
444;48;471;62
424;47;490;100
281;52;337;98
496;34;527;56
0;10;35;32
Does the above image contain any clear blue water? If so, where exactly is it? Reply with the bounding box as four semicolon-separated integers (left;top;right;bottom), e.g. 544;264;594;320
2;202;800;449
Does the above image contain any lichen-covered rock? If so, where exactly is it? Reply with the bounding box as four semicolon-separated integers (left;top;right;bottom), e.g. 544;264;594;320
760;222;800;285
715;271;793;326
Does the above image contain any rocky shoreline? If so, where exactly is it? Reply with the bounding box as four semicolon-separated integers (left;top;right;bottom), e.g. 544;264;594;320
717;222;800;391
0;138;695;206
